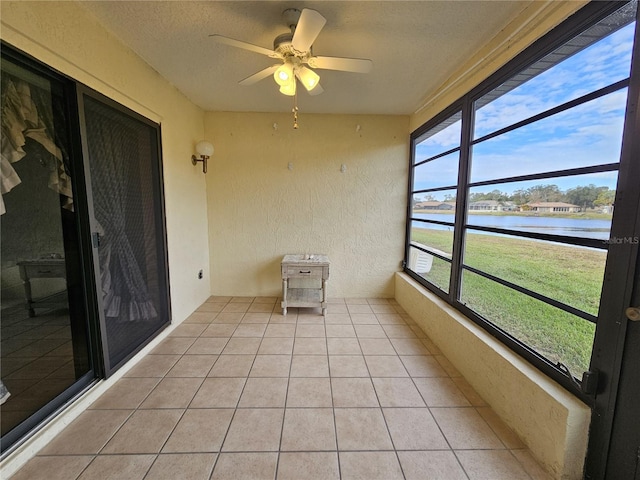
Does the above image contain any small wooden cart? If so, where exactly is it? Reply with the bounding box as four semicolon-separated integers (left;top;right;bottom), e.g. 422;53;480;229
281;254;330;315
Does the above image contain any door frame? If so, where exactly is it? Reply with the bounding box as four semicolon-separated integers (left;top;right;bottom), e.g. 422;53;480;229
585;7;640;479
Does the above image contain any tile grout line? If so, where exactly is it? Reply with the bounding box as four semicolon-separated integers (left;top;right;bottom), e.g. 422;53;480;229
364;299;394;480
13;297;546;479
370;311;408;480
326;307;342;480
142;303;225;479
200;297;254;478
273;305;298;480
391;303;472;480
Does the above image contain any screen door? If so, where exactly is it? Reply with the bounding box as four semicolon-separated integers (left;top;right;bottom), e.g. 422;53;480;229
79;90;170;375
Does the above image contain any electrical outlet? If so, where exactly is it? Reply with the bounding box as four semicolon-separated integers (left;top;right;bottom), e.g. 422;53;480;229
198;269;203;279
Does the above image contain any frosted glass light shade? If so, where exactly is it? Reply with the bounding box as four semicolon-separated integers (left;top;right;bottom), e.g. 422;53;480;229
274;63;294;86
297;66;320;91
195;141;214;157
279;81;296;96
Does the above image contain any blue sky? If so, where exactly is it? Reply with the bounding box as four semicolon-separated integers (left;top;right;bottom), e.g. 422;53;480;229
413;21;635;199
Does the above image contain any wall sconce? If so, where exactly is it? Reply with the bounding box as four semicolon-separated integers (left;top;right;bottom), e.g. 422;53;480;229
192;141;214;173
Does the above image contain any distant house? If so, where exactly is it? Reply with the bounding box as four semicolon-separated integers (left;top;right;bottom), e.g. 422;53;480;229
469;200;500;211
524;202;581;213
415;201;455;210
468;200;516;211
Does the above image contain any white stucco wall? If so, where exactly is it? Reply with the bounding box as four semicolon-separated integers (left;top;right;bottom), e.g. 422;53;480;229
204;111;409;298
0;1;211;322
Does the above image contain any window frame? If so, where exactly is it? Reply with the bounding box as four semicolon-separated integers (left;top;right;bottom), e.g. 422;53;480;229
407;104;464;293
405;0;634;402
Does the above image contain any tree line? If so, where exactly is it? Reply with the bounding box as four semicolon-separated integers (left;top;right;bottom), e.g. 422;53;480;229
416;184;615;210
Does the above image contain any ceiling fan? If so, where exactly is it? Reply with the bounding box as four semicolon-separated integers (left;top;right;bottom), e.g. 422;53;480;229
211;8;373;97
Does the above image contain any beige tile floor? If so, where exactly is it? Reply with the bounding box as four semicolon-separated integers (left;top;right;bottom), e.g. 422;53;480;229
10;297;552;480
1;302;76;436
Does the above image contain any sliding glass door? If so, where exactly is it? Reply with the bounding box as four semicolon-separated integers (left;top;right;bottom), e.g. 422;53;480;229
1;44;171;452
0;53;95;451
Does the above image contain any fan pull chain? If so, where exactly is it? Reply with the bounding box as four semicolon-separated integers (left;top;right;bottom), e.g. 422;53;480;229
292;87;299;129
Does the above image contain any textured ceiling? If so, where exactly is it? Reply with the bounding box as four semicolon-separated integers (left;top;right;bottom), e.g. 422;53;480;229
80;1;532;115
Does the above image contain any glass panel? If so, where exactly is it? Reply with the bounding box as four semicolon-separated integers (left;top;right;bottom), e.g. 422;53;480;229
0;59;91;442
466;173;617;240
413;151;459;191
464;229;606;316
470;89;628;183
474;17;636;139
411;222;454;257
84;96;169;371
408;246;451;293
460;270;595;375
414;112;461;162
412;188;458;223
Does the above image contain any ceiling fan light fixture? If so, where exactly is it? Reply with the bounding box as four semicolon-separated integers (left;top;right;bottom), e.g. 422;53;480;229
296;66;320;91
212;7;373;104
274;62;294;86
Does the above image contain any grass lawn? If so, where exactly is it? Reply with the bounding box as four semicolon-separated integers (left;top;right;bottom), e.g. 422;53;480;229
411;227;604;376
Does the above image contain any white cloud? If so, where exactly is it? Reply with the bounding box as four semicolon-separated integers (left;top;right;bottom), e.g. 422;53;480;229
415;120;462;160
473;22;634;138
415;21;634;197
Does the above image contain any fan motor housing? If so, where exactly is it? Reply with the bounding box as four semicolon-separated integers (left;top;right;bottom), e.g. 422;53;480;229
274;32;311;60
273;33;294;53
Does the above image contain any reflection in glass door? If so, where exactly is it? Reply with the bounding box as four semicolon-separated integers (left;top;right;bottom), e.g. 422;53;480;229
0;56;93;450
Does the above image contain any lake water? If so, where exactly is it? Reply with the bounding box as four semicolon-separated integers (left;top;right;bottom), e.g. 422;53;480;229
413;213;611;240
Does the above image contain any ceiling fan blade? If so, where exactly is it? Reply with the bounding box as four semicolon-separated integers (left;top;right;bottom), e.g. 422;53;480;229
210;34;275;57
310;56;373;73
239;65;280;86
308;83;324;96
291;9;326;52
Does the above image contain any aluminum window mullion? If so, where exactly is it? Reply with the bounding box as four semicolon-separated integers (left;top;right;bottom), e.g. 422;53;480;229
465;225;609;250
410;218;455;228
452;297;592;402
471;78;630;145
461;264;598;323
414;146;461;167
409;242;452;263
450;100;474;300
405;130;418;270
412;185;459;195
467;163;620;190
